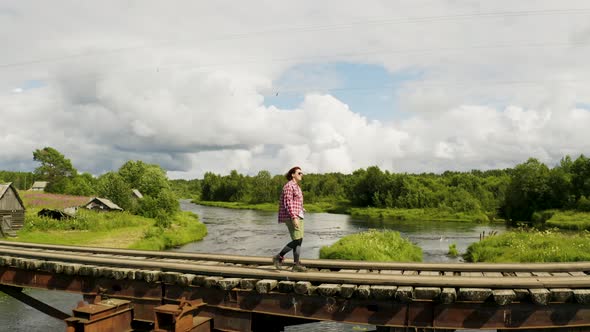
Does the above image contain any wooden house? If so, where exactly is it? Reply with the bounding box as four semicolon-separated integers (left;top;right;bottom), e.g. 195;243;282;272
83;197;123;212
0;183;26;235
31;181;48;191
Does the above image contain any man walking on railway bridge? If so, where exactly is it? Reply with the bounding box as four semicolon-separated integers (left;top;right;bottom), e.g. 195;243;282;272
273;166;307;272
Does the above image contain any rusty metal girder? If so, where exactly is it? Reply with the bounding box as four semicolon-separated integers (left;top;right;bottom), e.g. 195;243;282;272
164;284;590;329
0;284;71;320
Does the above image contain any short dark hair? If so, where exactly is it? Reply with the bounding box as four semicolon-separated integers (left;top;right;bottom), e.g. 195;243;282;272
285;166;301;180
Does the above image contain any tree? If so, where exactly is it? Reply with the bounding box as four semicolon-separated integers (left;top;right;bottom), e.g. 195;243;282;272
502;158;551;222
97;172;132;210
119;160;148;190
571;155;590;199
249;170;275;203
138;166;170;197
33;147;77;192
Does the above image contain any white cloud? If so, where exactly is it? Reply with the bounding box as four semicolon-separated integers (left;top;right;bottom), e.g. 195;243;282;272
1;1;590;178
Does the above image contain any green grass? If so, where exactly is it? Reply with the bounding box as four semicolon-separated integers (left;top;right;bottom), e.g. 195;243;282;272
545;210;590;230
349;207;494;223
11;195;208;250
448;243;459;257
129;211;207;250
464;229;590;262
319;229;423;262
22;208;148;232
9;226;146;247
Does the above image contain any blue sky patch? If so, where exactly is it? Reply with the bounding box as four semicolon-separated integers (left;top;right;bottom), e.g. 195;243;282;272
265;62;422;122
21;80;46;90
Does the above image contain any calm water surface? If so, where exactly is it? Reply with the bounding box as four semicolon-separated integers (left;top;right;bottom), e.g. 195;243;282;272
0;201;507;331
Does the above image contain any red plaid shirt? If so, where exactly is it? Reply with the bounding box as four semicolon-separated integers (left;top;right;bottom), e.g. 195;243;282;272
278;180;303;223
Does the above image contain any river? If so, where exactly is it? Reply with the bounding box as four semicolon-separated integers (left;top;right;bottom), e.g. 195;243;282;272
0;201;507;331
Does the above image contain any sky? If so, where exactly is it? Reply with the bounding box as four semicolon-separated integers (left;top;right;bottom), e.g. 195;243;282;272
1;1;590;179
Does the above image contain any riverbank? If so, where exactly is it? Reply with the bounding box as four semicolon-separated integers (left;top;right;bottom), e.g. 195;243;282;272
190;199;347;214
193;199;499;223
464;228;590;262
11;192;207;250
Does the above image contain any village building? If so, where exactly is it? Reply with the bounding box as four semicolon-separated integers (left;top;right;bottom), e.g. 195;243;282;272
0;183;26;236
83;197;124;212
30;181;48;191
131;189;143;200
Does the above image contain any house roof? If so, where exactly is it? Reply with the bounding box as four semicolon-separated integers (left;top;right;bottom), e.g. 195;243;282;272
84;197;123;211
0;182;25;209
32;181;48;188
131;189;143;199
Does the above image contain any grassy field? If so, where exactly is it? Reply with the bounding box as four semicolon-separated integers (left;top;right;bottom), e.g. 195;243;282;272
20;191;91;209
349;207;495;223
319;229;423;262
464;228;590;262
545;210;590;230
12;191;207;250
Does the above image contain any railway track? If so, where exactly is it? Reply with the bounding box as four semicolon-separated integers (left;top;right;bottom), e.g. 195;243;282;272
0;241;590;330
0;241;590;289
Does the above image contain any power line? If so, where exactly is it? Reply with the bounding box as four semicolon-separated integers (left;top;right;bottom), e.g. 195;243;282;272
1;38;589;92
1;7;590;70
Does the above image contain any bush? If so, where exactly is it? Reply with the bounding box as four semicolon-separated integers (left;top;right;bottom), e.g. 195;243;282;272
577;196;590;212
448;243;458;257
319;230;422;262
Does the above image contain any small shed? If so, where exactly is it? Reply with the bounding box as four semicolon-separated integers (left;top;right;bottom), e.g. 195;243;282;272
0;182;26;235
31;181;48;191
83;197;123;212
38;208;74;220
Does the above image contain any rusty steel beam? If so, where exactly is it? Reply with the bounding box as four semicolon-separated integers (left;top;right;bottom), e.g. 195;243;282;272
0;284;71;320
4;240;590;272
2;264;590;329
163;284;590;329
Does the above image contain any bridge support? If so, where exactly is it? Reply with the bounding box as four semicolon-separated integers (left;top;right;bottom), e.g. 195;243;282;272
64;298;133;332
153;299;211;332
0;284;70;320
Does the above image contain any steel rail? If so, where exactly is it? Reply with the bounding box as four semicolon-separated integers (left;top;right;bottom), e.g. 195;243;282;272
2;240;590;272
1;246;590;288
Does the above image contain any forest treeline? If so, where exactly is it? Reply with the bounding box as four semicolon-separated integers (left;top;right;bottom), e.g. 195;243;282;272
171;155;590;224
2;148;590;224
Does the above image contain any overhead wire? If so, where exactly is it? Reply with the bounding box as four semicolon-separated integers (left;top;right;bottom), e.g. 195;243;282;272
1;7;590;69
2;7;590;100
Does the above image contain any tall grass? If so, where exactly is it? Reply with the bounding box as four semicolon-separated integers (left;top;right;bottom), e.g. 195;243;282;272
22;208;147;232
13;191;208;250
319;229;422;262
20;191;91;209
545;210;590;230
350;207;492;223
129;211;207;250
464;229;590;262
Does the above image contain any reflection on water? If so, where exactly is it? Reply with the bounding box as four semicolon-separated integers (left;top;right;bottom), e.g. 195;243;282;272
0;200;507;331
